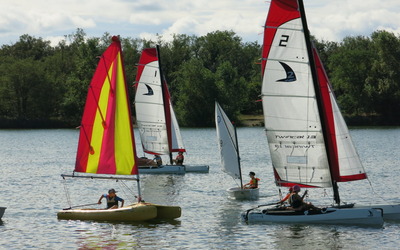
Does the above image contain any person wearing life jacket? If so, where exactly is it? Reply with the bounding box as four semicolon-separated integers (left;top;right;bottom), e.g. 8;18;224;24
278;186;294;205
173;151;184;165
98;188;124;209
153;155;163;166
243;172;260;189
289;185;320;211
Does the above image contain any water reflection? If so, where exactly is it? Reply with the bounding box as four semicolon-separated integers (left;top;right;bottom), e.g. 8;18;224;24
69;218;182;249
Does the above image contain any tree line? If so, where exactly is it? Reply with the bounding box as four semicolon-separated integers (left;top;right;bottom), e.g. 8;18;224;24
0;28;399;128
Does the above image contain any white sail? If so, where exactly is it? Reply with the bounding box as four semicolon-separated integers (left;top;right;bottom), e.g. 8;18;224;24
135;47;186;155
215;102;241;179
170;99;185;152
332;95;365;177
135;59;169;155
261;17;332;188
313;47;366;180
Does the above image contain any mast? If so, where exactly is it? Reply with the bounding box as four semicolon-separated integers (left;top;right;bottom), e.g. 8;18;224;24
233;122;243;189
298;0;340;204
156;45;174;165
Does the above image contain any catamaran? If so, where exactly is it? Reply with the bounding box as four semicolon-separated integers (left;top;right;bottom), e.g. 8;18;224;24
57;37;181;222
134;45;209;174
243;0;385;226
215;102;259;200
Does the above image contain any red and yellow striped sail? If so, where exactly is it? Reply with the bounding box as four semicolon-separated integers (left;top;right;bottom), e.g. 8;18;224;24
75;36;138;175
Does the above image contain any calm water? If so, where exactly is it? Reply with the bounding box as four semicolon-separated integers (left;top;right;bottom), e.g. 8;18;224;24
0;127;399;249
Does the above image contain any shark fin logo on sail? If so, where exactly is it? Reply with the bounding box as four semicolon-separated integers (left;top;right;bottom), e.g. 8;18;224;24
277;62;296;82
143;84;154;95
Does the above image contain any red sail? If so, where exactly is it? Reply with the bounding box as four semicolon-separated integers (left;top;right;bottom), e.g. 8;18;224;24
262;0;300;75
75;36;138;175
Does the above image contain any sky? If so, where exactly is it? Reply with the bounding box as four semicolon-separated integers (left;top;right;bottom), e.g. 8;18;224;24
1;0;400;47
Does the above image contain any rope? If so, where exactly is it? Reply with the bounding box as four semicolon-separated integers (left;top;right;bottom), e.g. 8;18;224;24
366;178;388;203
117;180;137;204
62;177;72;208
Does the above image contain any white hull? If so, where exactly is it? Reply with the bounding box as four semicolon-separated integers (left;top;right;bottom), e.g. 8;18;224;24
227;187;259;200
354;204;400;221
243;207;383;227
0;207;6;219
138;164;209;174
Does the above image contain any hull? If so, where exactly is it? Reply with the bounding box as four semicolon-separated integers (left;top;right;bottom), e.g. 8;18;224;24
243;207;383;227
227;187;259;200
147;203;182;219
57;203;157;222
139;165;186;174
354;204;400;221
184;165;209;173
0;207;6;219
138;164;209;174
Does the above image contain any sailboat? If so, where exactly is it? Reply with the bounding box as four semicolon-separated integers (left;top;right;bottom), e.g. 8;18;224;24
0;207;5;219
215;102;259;200
134;45;209;174
57;36;181;222
243;0;384;226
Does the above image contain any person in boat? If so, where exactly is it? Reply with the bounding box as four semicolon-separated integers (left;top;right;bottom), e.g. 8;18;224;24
173;151;184;165
137;157;156;166
98;188;124;209
278;186;293;205
153;155;162;166
289;185;320;211
243;172;260;189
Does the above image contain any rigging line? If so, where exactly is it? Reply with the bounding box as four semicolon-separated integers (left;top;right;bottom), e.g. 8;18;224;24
297;166;301;184
366;177;388;203
290;141;295;156
309;167;316;183
62;177;72;208
284;166;288;181
89;86;107;129
117;181;136;204
304;141;311;156
80;124;94;155
100;55;114;95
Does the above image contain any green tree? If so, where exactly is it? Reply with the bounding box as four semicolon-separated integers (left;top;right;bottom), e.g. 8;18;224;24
328;36;374;115
174;58;217;126
60;29;102;124
365;31;400;123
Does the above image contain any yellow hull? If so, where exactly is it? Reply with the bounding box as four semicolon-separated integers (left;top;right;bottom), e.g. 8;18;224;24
57;203;157;222
57;203;181;222
145;203;182;219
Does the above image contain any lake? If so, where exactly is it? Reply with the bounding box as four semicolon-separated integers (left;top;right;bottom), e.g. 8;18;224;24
0;127;399;249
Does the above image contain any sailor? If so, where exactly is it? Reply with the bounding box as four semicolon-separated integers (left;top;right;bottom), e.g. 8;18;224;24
243;172;260;189
154;155;163;166
98;188;124;209
174;151;184;165
278;186;294;205
289;185;320;211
